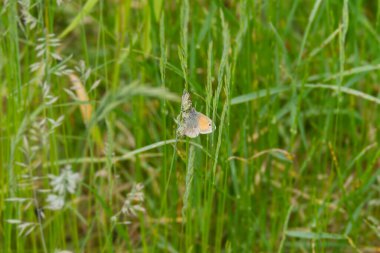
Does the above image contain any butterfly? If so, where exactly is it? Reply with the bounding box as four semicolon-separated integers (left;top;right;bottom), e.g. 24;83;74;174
177;91;215;138
180;107;215;138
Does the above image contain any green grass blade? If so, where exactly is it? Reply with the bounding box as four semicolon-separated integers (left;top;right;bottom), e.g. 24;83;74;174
59;0;99;38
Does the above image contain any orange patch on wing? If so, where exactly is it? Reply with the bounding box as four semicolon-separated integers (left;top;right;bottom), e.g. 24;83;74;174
198;114;211;131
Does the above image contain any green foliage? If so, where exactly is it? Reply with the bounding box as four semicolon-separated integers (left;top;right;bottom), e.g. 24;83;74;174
1;0;380;252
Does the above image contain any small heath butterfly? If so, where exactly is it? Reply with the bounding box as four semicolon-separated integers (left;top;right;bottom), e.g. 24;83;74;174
177;91;215;138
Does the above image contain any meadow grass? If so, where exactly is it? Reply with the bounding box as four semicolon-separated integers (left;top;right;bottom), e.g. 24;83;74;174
1;0;380;252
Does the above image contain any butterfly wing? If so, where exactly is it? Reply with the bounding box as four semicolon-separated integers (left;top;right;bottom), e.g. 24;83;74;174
183;127;200;138
197;112;214;134
182;109;200;138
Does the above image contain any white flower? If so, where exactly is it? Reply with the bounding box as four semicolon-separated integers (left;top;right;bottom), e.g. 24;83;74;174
110;215;118;223
19;0;37;29
6;220;37;237
45;194;65;210
17;222;37;237
45;166;81;211
48;166;81;196
121;183;145;217
6;219;21;224
5;197;30;203
111;183;146;225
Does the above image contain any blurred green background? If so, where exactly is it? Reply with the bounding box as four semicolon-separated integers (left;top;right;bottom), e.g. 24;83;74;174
1;0;380;252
